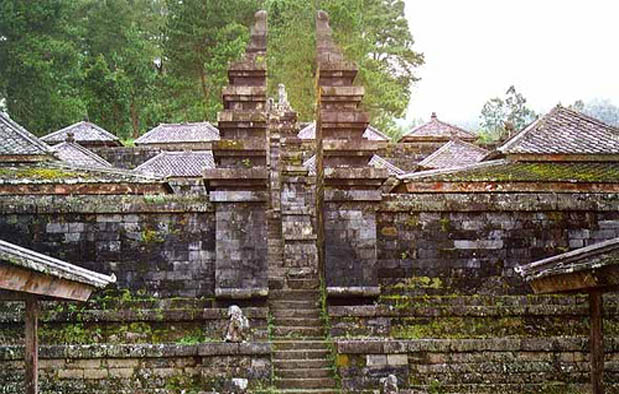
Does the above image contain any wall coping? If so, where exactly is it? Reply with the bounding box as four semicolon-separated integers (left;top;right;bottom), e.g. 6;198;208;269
0;195;213;214
380;193;619;213
0;342;271;361
335;337;619;354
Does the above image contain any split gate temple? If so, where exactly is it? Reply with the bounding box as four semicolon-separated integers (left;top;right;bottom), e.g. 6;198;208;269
204;10;387;301
3;7;619;394
203;11;386;390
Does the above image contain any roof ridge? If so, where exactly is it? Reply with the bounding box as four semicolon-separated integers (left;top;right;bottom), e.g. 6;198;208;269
41;121;119;142
417;140;455;168
52;141;112;168
0;113;53;155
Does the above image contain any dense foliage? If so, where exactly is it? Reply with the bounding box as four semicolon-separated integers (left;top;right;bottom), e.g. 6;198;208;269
0;0;422;139
478;86;537;144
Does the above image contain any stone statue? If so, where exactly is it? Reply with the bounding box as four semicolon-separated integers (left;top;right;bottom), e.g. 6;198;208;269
225;305;249;343
277;83;290;111
380;374;398;394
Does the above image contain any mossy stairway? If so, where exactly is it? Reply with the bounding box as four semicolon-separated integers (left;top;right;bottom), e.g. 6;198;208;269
269;277;339;394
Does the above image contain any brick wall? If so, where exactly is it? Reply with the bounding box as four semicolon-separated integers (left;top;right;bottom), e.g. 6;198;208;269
377;193;619;294
0;195;215;298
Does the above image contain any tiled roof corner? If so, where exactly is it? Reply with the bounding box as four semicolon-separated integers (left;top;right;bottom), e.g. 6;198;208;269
135;122;220;144
516;237;619;284
400;114;476;141
499;106;619;155
134;150;215;177
41;121;120;144
368;154;405;176
51;142;112;168
0;113;53;158
418;139;490;170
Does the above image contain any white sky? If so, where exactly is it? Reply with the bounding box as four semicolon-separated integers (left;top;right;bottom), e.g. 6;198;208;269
403;0;619;128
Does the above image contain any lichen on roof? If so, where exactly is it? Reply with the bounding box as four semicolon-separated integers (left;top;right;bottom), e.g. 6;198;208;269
403;160;619;183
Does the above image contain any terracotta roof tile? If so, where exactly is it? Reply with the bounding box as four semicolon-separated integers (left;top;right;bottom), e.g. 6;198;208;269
418;140;489;170
51;142;112;168
499;106;619;155
0;113;53;157
41;121;120;145
135;122;220;145
134;151;215;177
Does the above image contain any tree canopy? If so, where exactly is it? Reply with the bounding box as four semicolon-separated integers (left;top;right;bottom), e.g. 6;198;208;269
0;0;422;139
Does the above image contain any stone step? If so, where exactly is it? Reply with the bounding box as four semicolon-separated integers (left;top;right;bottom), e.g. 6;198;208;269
274;317;323;327
273;358;331;369
272;308;320;319
276;377;337;390
270;289;320;300
270;300;320;309
272;340;329;350
273;326;325;338
256;390;339;394
287;278;320;290
276;367;333;379
273;349;330;360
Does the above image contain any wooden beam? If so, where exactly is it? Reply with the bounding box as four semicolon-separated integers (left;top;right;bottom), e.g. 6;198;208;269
590;290;604;394
25;296;38;394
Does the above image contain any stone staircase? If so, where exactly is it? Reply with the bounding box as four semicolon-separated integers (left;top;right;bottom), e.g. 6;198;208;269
269;278;339;394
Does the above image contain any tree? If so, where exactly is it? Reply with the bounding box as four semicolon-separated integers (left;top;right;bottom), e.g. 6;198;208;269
479;85;537;142
266;0;424;137
78;0;165;139
163;0;257;122
570;98;619;127
0;1;86;135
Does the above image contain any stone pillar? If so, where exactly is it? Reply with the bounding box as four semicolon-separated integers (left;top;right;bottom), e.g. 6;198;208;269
205;11;269;300
316;10;388;298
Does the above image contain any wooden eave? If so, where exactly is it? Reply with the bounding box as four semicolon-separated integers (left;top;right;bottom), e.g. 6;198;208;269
0;263;96;301
529;263;619;294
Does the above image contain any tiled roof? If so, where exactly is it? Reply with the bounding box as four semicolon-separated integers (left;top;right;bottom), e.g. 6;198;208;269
418;140;489;170
400;159;619;184
51;142;112;168
515;237;619;285
0;239;116;289
134;151;215;177
0;162;162;186
0;113;53;157
135;122;220;144
297;122;390;141
303;155;317;175
499;106;619;155
41;121;120;145
368;154;405;176
400;113;476;141
303;154;402;176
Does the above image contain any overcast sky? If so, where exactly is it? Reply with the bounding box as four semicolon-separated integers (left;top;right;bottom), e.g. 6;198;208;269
403;0;619;128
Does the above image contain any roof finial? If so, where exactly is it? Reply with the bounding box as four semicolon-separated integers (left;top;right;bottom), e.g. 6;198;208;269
431;112;437;120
